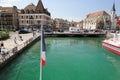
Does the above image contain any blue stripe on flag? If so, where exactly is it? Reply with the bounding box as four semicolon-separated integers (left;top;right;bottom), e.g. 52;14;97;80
42;29;46;51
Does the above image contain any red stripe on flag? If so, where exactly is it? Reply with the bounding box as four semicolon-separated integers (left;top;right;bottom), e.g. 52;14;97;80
42;59;45;66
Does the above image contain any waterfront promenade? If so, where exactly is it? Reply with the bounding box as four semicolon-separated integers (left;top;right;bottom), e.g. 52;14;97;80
0;31;40;68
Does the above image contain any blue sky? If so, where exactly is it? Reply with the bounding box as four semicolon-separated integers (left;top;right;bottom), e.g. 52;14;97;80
0;0;120;21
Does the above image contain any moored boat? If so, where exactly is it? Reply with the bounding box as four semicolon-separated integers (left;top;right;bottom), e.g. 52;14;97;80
102;32;120;55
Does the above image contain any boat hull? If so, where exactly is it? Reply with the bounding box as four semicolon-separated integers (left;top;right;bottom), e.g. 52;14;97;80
102;41;120;55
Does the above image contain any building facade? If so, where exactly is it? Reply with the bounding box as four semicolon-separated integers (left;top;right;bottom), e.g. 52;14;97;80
19;0;51;30
76;20;83;29
0;6;19;30
83;3;117;30
83;11;110;30
52;18;70;31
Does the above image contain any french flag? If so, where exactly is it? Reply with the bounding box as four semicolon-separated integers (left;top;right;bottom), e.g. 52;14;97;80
41;29;46;67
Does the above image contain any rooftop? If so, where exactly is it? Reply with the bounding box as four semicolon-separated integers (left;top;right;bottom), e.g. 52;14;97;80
0;7;15;13
87;11;109;18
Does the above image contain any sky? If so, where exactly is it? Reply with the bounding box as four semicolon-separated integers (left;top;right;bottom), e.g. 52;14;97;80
0;0;120;21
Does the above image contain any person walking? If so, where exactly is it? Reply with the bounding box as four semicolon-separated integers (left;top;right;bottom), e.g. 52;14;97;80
0;47;1;53
14;37;17;44
0;41;4;48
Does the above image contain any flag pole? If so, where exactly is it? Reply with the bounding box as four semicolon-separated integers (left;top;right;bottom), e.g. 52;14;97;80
40;23;43;80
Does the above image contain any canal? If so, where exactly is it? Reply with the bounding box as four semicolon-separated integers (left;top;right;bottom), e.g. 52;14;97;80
0;37;120;80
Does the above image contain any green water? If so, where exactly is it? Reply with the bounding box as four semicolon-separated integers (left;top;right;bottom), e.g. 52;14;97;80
0;37;120;80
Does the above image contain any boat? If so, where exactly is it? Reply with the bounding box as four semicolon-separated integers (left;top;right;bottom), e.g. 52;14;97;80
102;32;120;55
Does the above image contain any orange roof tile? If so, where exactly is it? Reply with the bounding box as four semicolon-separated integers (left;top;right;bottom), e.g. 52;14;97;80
87;11;109;18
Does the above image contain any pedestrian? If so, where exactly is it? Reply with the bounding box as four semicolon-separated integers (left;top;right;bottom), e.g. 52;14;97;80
0;41;1;48
0;47;1;53
14;37;17;44
33;31;35;37
19;35;23;41
1;41;4;48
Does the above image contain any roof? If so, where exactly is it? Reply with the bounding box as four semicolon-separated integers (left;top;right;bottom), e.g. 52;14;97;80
0;7;14;13
24;3;36;11
87;11;109;18
111;2;116;11
21;0;51;16
35;0;45;12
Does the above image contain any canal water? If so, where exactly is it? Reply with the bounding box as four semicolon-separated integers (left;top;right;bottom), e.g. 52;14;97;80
0;37;120;80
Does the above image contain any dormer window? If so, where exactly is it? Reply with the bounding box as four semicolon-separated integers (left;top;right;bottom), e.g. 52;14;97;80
26;10;29;14
30;10;34;13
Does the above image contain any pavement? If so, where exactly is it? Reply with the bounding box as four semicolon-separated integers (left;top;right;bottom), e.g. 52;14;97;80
2;31;40;50
0;31;40;63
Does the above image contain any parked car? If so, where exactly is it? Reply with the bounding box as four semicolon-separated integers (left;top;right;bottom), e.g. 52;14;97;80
58;29;64;32
45;30;52;32
69;27;80;33
18;30;31;34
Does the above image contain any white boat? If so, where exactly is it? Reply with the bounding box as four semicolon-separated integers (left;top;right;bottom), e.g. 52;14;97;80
102;32;120;55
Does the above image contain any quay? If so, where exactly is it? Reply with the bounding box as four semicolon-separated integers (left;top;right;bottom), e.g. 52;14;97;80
0;32;40;69
45;32;106;37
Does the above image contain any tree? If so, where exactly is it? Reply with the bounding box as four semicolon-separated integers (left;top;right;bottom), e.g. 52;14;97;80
96;20;104;29
116;25;119;30
96;17;104;29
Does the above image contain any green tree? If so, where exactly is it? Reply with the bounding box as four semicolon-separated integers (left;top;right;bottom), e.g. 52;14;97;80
96;16;104;29
116;25;119;30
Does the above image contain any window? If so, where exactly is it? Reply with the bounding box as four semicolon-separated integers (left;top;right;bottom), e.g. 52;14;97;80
30;10;34;13
37;20;41;24
27;20;29;24
22;20;23;23
36;16;38;19
26;10;29;14
30;16;33;19
39;16;41;19
21;16;23;19
26;16;28;19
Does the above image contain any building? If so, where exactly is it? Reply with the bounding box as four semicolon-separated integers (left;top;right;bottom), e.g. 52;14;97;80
19;0;51;30
53;18;70;31
110;2;117;29
0;6;19;30
76;20;83;29
83;11;110;30
83;2;117;30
